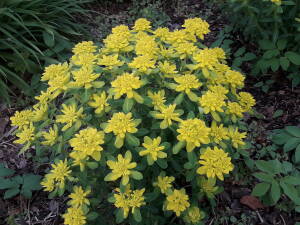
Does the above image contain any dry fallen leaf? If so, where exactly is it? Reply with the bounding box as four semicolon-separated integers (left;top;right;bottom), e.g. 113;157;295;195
240;195;265;210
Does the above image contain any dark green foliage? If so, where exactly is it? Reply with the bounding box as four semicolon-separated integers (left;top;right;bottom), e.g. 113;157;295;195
0;163;42;199
250;126;300;212
0;0;90;102
215;0;300;86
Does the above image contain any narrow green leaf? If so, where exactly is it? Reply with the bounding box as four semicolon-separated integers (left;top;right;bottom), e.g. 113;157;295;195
125;133;140;147
285;126;300;137
271;181;281;204
285;51;300;65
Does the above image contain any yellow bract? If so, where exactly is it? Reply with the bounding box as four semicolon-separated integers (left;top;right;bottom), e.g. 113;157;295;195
197;147;234;180
166;189;190;216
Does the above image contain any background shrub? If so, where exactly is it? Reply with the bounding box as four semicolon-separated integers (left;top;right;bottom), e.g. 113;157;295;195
0;0;90;103
214;0;300;85
10;18;256;224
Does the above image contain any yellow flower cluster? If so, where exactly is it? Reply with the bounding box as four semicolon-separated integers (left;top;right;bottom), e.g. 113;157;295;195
10;17;256;224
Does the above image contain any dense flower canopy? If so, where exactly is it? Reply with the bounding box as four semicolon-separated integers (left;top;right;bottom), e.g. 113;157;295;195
10;17;255;224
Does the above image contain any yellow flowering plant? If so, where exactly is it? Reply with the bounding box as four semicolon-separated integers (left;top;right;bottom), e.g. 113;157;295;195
10;17;256;225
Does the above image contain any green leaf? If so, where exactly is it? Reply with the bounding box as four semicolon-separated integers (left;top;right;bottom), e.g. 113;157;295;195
22;174;42;193
255;160;281;174
283;137;300;152
271;181;281;204
4;188;19;199
43;31;55;48
172;141;185;154
285;51;300;65
295;144;300;163
259;39;276;50
125;133;140;147
116;208;124;223
279;57;290;70
253;172;274;183
281;176;300;185
285;126;300;137
174;92;184;105
131;171;143;180
87;212;99;221
272;109;283;118
156;159;168;169
0;164;14;177
0;178;18;189
252;182;270;197
87;162;98;170
242;53;256;61
280;181;300;204
277;39;287;50
123;97;134;113
133;208;142;222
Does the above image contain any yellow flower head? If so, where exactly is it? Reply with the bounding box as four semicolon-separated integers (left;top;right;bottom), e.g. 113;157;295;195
98;54;124;69
208;85;228;97
104;112;138;147
174;74;201;94
193;48;220;70
10;109;33;128
47;71;70;94
71;67;100;89
154;27;170;41
41;63;69;82
177;118;210;152
226;102;245;118
88;92;110;114
103;33;131;53
14;123;35;144
182;17;210;40
197;146;234;180
135;35;158;58
114;185;145;218
133;18;151;31
32;104;48;122
128;55;156;73
153;175;175;194
139;136;166;164
111;73;142;99
68;186;90;208
69;127;105;161
184;206;204;224
210;121;229;144
62;207;86;225
71;53;98;67
35;89;53;104
225;70;245;89
199;177;219;198
199;91;226;114
174;42;198;59
166;189;190;216
153;104;182;129
228;126;246;149
112;25;131;37
148;90;166;110
56;104;84;131
72;41;97;55
41;159;72;190
238;92;256;112
158;61;178;77
166;29;191;46
105;151;137;185
41;125;58;146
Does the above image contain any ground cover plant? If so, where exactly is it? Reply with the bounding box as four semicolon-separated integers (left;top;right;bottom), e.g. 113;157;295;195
0;0;90;103
9;17;257;224
214;0;300;86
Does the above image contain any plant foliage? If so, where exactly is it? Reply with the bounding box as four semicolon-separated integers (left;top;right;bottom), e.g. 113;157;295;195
10;18;256;225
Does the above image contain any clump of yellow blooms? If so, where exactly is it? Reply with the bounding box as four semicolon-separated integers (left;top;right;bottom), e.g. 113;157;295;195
10;17;256;224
